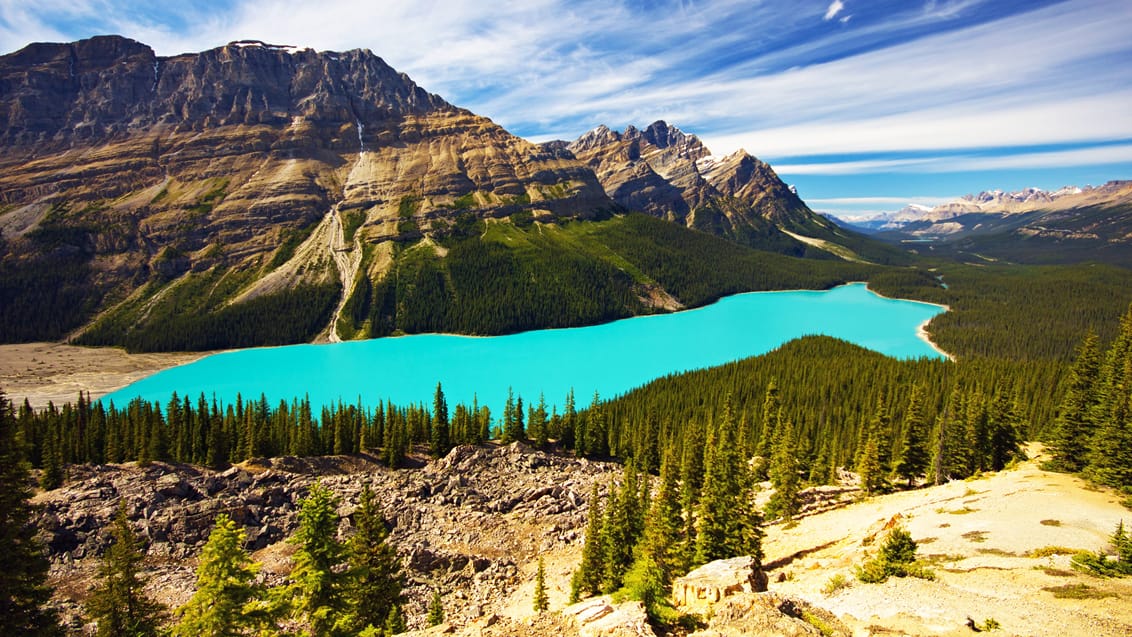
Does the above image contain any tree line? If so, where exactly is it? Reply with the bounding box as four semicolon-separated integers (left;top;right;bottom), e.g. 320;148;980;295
1047;303;1132;489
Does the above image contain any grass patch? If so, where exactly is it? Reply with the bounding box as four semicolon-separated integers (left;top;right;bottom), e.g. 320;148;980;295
1041;567;1075;577
821;573;850;595
921;553;965;566
1040;519;1062;527
801;610;837;637
1042;583;1117;599
1028;546;1078;558
962;531;989;543
977;548;1019;557
937;506;979;515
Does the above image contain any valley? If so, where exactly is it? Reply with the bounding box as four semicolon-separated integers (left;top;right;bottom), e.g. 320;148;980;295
2;25;1132;637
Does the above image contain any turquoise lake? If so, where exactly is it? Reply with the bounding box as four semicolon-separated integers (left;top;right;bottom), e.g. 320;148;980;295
101;283;947;414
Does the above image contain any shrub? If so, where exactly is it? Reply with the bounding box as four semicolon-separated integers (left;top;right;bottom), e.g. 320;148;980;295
856;526;935;583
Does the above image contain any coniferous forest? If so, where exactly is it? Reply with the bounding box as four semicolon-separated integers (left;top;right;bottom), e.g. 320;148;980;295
6;224;1132;634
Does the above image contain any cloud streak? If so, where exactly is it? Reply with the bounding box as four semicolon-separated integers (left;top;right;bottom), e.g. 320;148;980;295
0;0;1129;207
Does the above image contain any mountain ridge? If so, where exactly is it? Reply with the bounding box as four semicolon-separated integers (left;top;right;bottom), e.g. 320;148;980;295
0;35;891;350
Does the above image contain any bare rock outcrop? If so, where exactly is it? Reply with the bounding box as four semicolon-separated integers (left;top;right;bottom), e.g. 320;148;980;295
671;555;768;612
561;597;656;637
33;444;618;631
689;592;851;637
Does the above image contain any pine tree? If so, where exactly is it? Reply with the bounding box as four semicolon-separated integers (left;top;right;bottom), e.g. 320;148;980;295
1087;356;1132;488
86;501;165;637
638;450;684;581
695;398;762;567
894;384;929;487
427;589;444;626
382;604;405;635
39;428;64;491
856;435;883;496
501;388;525;444
341;484;402;635
430;383;449;458
0;391;63;637
570;482;605;601
766;417;801;519
173;514;264;637
287;482;347;637
869;396;893;472
601;465;645;592
528;394;549;448
533;557;549;613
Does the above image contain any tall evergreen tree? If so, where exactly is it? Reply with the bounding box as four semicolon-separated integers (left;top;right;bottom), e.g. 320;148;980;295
86;501;165;637
528;394;549;448
287;482;347;637
570;482;605;601
0;391;63;637
173;515;265;637
856;434;883;496
1050;330;1101;472
427;589;444;627
638;450;685;581
533;556;549;613
340;483;402;635
431;383;450;458
894;384;929;487
695;399;762;567
766;417;802;519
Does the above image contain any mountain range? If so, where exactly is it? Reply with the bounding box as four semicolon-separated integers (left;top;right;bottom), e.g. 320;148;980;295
0;36;895;351
833;181;1132;266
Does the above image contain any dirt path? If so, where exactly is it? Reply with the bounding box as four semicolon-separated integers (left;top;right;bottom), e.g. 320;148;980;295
0;342;208;408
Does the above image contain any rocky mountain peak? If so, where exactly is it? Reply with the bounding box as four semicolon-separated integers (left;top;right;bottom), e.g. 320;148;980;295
0;34;452;150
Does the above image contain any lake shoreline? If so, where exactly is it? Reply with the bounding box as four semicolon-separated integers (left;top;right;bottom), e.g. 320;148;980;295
3;283;952;410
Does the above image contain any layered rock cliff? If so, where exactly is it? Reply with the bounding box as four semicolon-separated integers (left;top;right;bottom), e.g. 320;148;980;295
0;36;885;349
560;121;841;252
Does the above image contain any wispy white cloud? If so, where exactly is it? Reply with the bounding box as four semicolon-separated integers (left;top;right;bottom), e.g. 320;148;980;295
824;0;845;21
1;0;1129;189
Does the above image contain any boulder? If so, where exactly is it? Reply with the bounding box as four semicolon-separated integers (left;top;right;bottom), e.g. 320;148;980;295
562;597;656;637
671;556;768;611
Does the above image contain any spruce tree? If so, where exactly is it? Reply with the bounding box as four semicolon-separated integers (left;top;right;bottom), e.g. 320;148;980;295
1049;331;1102;472
570;482;605;601
341;484;402;635
427;589;444;627
529;394;549;448
695;399;762;567
533;557;549;613
287;482;347;637
1087;356;1132;488
382;604;405;635
0;391;63;637
173;515;264;637
856;435;883;496
86;501;165;637
430;383;449;458
766;418;802;519
894;384;929;487
638;450;684;581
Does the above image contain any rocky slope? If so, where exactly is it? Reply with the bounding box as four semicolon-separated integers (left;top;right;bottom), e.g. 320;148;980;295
32;443;1132;636
0;36;898;350
0;36;612;346
34;443;617;633
558;121;855;256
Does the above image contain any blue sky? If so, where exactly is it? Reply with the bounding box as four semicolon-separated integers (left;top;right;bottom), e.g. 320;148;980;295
2;0;1131;219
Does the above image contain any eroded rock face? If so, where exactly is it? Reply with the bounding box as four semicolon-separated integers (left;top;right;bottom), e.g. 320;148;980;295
562;121;818;246
688;592;852;637
0;36;613;342
671;555;769;611
562;597;657;637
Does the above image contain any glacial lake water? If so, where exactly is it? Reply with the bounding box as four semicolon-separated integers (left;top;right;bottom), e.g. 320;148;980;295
101;283;947;414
